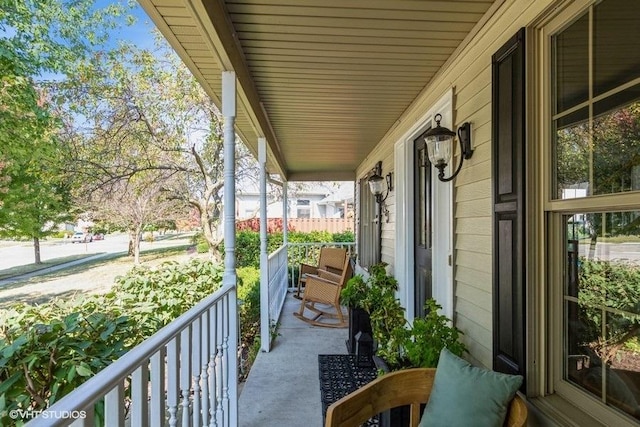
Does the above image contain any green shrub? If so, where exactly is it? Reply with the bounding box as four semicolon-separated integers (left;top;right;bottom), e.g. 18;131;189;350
332;230;355;242
233;230;354;268
237;267;261;344
577;257;640;364
0;259;224;426
341;264;465;370
113;259;223;335
236;231;261;268
51;230;73;239
0;298;137;426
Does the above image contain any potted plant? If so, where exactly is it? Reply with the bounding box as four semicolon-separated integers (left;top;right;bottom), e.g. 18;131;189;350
342;265;466;427
341;263;467;370
375;298;467;371
340;263;402;354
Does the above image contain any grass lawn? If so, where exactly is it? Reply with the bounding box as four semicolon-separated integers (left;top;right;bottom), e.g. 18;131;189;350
0;244;193;281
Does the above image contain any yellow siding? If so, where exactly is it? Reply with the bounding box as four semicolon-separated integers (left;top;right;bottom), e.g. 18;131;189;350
356;0;556;365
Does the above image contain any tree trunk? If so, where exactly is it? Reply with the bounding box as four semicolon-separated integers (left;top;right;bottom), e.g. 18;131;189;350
588;233;598;260
129;227;142;264
33;236;41;264
200;209;222;262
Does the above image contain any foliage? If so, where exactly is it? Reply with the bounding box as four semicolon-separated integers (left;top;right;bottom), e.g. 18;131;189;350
237;267;261;344
577;257;640;364
0;47;72;263
401;299;467;369
235;231;262;268
232;230;354;269
0;298;137;426
0;0;133;263
112;259;223;335
331;230;355;242
341;263;397;312
57;39;259;262
342;264;466;371
556;102;640;196
0;259;224;425
0;0;130;76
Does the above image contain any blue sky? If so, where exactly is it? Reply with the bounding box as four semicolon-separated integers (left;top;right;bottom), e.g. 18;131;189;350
96;0;157;50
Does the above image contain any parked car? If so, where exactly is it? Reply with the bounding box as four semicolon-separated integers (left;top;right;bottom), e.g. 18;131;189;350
93;233;104;241
71;232;93;243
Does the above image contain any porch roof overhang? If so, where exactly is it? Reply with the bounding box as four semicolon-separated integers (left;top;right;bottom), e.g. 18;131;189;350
138;0;500;181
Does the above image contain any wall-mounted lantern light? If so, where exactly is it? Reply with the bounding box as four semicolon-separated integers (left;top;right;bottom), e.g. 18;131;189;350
367;161;393;223
424;113;473;182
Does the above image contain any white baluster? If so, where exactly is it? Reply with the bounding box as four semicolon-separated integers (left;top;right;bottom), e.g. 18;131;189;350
131;363;149;427
222;294;230;425
200;310;210;427
209;305;218;427
104;382;125;427
167;336;180;427
150;348;166;427
192;317;202;427
180;327;192;427
215;303;224;425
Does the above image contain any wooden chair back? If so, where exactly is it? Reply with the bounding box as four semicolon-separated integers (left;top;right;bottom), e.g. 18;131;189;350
318;247;348;274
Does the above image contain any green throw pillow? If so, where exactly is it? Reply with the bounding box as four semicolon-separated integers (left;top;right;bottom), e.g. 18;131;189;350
419;348;523;427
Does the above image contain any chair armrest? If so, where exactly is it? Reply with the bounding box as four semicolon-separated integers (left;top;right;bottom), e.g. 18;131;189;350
325;368;435;427
316;269;342;283
300;263;318;276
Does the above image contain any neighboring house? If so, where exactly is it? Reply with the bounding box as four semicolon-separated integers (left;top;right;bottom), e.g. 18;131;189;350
236;183;354;219
49;1;639;426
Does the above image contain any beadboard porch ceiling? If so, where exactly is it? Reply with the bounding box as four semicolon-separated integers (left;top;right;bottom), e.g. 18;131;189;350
138;0;500;181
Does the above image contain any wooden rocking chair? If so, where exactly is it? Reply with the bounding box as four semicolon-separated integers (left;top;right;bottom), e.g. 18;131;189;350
295;247;348;299
325;368;527;427
293;256;352;328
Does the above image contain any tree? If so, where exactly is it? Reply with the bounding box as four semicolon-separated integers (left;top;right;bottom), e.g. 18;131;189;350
0;0;130;76
0;50;72;263
57;40;259;261
0;0;130;262
93;171;184;264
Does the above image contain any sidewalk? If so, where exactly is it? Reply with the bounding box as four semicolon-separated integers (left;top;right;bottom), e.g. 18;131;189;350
0;252;116;288
238;292;348;427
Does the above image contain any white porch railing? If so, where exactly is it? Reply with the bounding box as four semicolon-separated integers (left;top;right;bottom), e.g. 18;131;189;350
267;245;289;327
258;242;356;352
260;244;289;352
27;283;238;427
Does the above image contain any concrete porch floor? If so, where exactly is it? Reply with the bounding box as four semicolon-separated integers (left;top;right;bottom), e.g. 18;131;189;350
238;291;348;427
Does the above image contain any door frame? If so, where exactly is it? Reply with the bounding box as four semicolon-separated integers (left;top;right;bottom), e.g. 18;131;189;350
395;90;454;320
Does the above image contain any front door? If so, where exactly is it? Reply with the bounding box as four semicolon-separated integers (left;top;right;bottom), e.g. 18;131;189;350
414;132;432;318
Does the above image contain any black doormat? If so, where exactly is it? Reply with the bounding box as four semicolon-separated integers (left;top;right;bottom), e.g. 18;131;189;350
318;354;379;426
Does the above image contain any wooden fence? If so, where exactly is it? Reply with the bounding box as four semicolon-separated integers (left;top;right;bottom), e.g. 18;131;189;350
236;218;353;233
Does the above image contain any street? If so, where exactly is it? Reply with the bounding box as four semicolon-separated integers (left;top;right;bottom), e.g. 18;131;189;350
0;233;193;271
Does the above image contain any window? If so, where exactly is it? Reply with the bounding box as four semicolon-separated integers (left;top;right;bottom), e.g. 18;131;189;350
553;0;640;199
547;0;640;422
357;178;379;269
296;199;310;219
563;211;640;421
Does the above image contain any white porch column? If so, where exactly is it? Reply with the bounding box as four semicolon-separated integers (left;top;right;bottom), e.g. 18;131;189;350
258;137;270;352
221;71;238;426
282;181;288;246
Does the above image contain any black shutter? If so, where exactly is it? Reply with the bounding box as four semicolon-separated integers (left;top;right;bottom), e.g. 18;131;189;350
492;28;526;387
